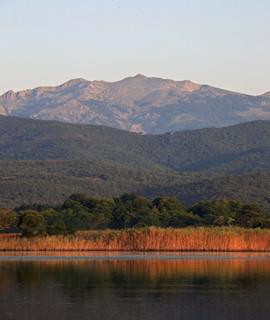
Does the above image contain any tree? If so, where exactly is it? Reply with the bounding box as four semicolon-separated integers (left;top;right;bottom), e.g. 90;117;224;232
153;197;200;227
190;200;240;226
235;204;269;228
63;194;115;229
42;209;67;235
18;210;45;237
0;209;17;232
111;193;159;228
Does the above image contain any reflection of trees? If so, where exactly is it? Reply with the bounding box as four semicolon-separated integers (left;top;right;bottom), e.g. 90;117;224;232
0;258;270;298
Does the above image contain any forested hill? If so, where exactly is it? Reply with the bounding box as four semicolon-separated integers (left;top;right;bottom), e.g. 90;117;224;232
1;115;270;208
1;115;270;173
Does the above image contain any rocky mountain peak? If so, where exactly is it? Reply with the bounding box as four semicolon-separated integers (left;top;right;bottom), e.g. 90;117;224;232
59;78;90;89
2;90;16;100
0;75;269;133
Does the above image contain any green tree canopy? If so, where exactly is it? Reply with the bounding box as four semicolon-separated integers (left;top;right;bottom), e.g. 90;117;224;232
0;209;17;232
153;197;200;227
235;204;270;228
18;210;46;237
190;200;241;226
111;193;159;228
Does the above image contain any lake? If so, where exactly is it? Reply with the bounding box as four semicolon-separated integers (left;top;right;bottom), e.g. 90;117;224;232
0;252;270;320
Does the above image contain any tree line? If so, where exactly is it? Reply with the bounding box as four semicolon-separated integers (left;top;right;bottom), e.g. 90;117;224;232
1;193;270;237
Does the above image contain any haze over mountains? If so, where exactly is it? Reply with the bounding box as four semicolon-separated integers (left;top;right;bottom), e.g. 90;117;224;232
1;75;270;133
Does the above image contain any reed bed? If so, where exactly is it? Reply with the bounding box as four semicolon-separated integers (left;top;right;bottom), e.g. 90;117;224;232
0;227;270;251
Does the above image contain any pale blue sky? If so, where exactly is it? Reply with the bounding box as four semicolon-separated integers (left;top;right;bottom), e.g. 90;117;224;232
0;0;269;95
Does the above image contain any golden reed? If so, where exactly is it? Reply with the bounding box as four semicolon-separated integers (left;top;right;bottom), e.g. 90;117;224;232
0;227;270;251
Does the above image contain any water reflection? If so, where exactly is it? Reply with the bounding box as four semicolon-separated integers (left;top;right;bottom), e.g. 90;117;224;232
0;254;269;320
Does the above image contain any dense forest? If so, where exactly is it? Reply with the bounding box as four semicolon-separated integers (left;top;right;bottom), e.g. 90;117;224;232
1;193;270;237
1;116;270;209
1;116;270;174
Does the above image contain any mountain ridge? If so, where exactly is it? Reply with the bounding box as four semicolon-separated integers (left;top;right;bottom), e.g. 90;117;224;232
1;75;270;134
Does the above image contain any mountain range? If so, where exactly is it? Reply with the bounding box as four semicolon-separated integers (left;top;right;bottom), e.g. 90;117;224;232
1;75;270;133
1;115;270;208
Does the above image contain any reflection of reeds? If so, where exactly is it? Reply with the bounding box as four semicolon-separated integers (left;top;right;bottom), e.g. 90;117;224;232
1;259;270;286
0;227;270;251
89;259;270;281
70;259;270;281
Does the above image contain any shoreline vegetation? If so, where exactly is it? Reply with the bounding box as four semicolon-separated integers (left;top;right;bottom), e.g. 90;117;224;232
0;227;270;252
1;193;270;252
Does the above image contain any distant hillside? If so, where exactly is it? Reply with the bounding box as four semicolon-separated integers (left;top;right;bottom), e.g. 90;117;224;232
141;171;270;209
0;160;270;210
0;160;180;207
1;75;270;133
1;116;270;174
1;116;270;208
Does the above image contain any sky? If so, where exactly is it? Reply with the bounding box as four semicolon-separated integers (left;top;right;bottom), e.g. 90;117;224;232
0;0;270;95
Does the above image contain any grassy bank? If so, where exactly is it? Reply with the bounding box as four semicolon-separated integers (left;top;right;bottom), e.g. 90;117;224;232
0;227;270;251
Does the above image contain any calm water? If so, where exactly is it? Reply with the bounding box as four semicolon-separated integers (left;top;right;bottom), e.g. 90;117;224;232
0;252;270;320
